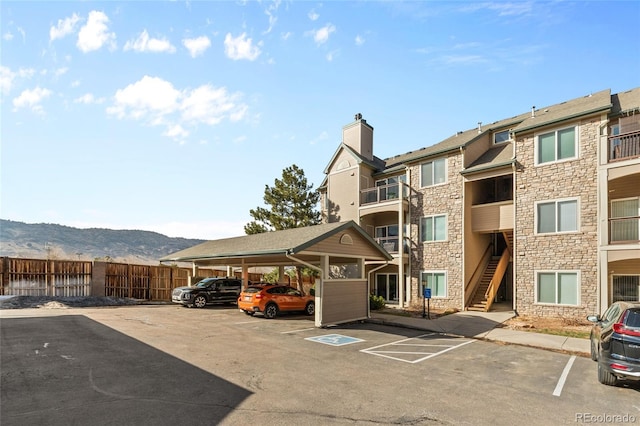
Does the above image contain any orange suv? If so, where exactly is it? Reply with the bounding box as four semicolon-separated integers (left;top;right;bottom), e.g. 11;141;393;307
238;284;315;319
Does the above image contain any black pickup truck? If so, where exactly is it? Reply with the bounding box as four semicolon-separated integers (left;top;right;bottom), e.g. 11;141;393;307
171;277;242;308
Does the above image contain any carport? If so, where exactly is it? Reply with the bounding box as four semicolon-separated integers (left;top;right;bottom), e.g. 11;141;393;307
160;221;392;327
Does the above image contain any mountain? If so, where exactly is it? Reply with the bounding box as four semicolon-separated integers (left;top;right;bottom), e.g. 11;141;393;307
0;219;206;265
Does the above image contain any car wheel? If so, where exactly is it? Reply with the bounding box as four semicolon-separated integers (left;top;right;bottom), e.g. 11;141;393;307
264;303;278;319
597;362;618;386
193;295;207;309
590;339;598;361
305;301;315;316
244;310;255;316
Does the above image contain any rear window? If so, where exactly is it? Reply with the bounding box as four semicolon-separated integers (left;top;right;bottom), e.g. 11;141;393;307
624;309;640;329
243;287;263;294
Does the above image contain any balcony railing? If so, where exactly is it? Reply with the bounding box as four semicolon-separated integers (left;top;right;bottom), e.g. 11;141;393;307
609;130;640;162
374;236;409;254
361;182;409;205
610;216;640;243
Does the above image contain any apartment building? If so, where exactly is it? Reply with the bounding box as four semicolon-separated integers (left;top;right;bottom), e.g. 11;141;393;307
319;88;640;319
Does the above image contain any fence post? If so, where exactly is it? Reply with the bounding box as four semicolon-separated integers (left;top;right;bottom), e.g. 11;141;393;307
0;257;8;295
91;262;107;297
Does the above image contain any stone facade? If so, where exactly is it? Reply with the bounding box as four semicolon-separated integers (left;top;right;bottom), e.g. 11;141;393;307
514;117;600;318
408;152;464;311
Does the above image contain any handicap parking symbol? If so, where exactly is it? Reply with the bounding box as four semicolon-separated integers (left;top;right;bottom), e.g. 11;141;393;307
305;334;365;346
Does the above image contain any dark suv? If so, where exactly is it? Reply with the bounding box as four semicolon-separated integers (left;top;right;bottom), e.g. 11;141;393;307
172;277;242;308
587;301;640;385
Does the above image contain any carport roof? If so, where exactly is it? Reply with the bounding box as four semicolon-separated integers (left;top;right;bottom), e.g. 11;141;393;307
159;220;393;266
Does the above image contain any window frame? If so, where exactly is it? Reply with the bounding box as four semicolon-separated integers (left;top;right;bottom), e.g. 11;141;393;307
420;270;447;298
493;129;511;145
420;214;447;242
535;125;578;165
535;270;580;306
534;197;579;235
420;157;447;188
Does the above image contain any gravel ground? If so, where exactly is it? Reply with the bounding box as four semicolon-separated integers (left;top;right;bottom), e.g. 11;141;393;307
0;296;142;309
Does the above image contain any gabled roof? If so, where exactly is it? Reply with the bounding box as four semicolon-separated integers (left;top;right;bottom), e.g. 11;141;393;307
160;220;392;264
323;142;385;175
513;89;612;133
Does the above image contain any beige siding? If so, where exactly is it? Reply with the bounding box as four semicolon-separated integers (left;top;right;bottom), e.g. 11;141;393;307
609;258;640;274
328;168;359;222
321;280;368;324
306;229;386;259
471;202;514;232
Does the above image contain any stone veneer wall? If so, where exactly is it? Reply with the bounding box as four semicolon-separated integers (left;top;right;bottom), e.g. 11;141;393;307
409;153;464;311
514;117;599;319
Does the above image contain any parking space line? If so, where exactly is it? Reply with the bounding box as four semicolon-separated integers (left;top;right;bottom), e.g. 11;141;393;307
282;328;316;334
553;355;576;397
361;334;475;364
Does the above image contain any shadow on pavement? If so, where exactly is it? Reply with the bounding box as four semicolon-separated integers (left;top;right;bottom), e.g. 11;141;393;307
1;315;252;426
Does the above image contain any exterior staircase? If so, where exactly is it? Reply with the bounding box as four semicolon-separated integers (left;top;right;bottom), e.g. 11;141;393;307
467;259;499;312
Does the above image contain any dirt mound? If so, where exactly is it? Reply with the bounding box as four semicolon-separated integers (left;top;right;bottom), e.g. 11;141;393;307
0;296;141;309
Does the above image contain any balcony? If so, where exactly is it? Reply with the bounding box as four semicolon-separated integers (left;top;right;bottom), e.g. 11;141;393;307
360;182;408;205
374;236;409;255
609;129;640;162
610;216;640;244
471;200;514;233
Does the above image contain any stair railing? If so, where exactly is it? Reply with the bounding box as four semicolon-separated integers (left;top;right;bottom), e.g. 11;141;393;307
464;243;492;308
483;247;510;312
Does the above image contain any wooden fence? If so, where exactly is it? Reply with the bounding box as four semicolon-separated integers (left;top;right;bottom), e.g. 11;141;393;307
0;257;263;301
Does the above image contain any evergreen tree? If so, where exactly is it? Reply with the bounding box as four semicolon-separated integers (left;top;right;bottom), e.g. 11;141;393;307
245;165;321;293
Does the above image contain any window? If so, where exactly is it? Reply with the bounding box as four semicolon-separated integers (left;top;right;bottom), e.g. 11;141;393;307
613;275;640;302
420;158;446;187
536;271;579;305
610;198;640;242
375;225;399;252
421;271;446;298
536;126;577;164
375;175;406;200
375;273;398;302
421;215;446;242
536;199;578;234
494;130;511;144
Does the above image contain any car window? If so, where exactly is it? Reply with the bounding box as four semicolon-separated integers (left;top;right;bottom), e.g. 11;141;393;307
602;304;621;326
285;287;301;296
625;309;640;328
267;287;285;294
243;287;262;294
196;279;215;288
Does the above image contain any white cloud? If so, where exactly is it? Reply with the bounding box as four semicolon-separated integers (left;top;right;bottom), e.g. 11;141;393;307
182;36;211;58
54;67;69;77
308;9;319;21
309;24;335;45
50;13;81;41
107;75;180;119
224;33;261;61
77;11;116;53
3;32;13;41
74;93;105;104
355;35;365;46
107;76;248;143
1;66;36;95
12;86;53;113
124;30;176;53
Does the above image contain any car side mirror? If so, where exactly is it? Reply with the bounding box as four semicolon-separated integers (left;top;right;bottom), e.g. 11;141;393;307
586;315;600;323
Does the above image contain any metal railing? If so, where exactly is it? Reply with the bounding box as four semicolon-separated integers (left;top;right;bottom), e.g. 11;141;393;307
609;216;640;243
608;130;640;162
361;182;409;205
374;236;409;254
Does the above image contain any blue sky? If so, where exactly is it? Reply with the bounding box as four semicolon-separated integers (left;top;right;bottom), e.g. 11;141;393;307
1;1;639;240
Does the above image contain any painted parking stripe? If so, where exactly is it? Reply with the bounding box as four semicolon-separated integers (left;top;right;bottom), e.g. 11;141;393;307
305;334;365;346
553;355;576;397
361;333;475;363
282;327;316;334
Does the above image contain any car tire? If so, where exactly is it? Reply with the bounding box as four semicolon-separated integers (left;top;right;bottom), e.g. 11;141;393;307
597;362;618;386
590;339;598;361
305;301;315;316
264;303;278;319
193;295;207;309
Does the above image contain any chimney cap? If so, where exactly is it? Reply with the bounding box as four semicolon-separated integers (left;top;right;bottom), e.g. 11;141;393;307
355;113;362;121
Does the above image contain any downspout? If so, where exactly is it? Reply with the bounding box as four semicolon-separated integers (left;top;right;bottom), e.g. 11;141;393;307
511;135;518;316
460;146;465;311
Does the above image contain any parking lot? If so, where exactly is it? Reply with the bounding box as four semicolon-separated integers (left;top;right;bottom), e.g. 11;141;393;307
2;305;639;425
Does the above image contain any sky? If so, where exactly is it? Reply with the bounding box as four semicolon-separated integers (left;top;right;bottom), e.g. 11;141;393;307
1;1;639;241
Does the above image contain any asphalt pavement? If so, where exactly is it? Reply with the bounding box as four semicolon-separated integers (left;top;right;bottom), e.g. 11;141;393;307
368;307;591;356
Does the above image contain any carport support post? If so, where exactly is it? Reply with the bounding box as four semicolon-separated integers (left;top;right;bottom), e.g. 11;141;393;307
316;255;329;327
